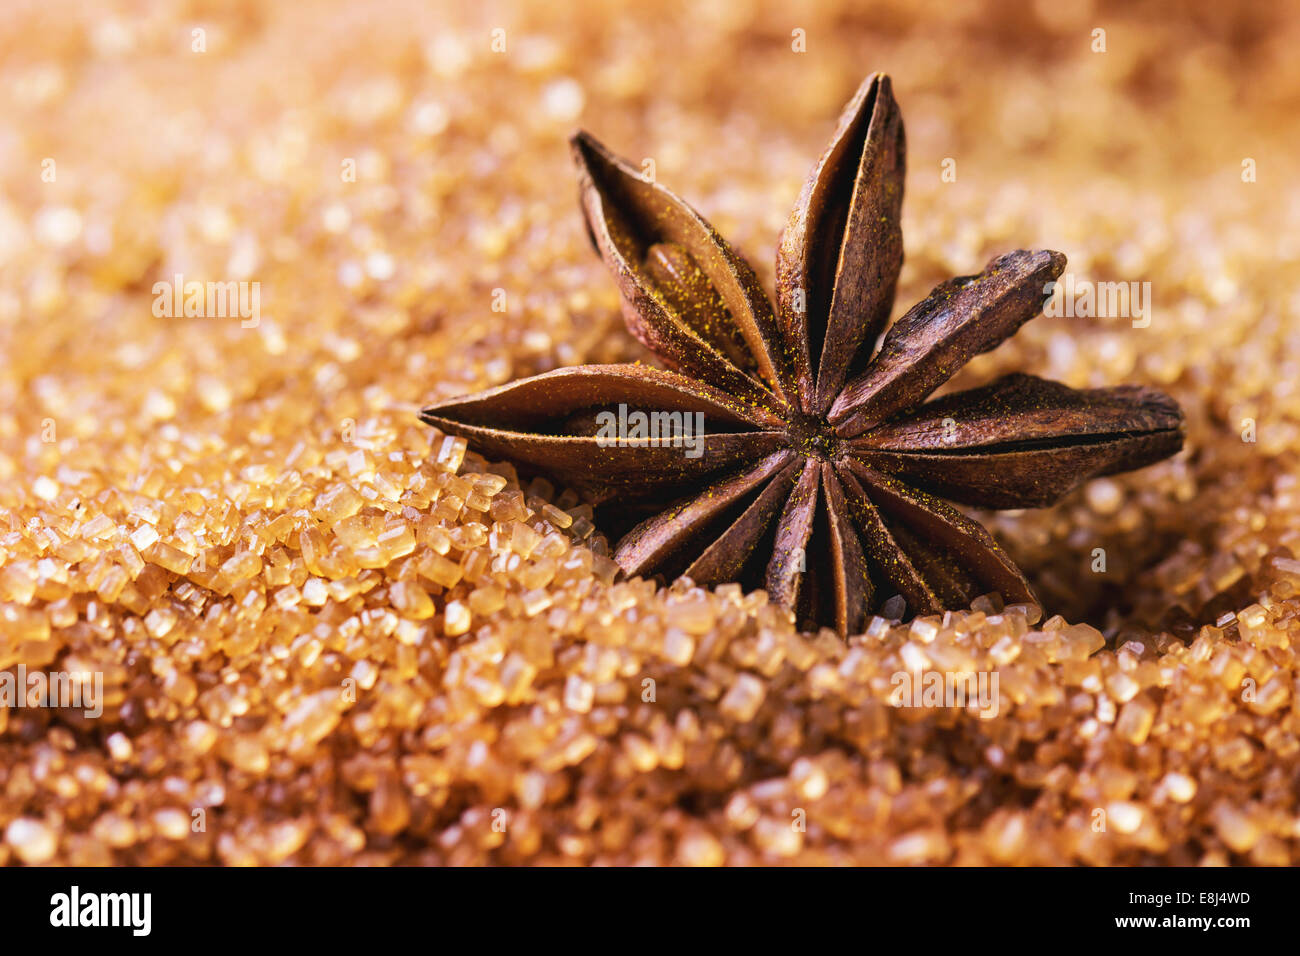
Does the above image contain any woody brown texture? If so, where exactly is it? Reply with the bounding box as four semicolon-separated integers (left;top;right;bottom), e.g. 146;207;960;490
423;73;1183;635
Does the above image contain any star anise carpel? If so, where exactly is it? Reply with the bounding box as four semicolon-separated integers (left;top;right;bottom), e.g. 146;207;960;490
420;72;1185;635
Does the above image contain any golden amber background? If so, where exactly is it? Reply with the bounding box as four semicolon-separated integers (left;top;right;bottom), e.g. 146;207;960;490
1;0;1298;863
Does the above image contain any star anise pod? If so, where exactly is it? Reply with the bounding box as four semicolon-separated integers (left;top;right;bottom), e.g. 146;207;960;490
420;72;1184;634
